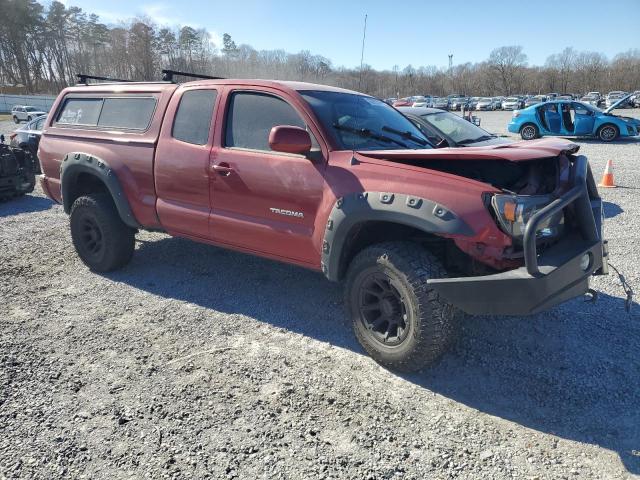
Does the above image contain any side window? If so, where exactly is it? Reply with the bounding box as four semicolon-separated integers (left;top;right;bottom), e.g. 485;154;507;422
225;92;307;152
34;117;46;130
172;90;217;145
98;97;156;130
573;103;589;115
57;98;102;126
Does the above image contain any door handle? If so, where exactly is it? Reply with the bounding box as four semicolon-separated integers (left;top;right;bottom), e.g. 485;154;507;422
211;163;233;176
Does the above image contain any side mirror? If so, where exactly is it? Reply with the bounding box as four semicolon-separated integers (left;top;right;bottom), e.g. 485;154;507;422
269;125;311;155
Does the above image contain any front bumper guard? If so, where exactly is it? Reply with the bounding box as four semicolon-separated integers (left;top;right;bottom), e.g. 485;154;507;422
428;155;607;316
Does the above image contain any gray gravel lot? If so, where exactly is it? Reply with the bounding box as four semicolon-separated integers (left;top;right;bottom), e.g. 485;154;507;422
1;111;639;479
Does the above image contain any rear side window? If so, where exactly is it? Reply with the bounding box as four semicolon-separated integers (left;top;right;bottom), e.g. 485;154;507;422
98;98;156;129
57;98;103;126
172;90;217;145
56;96;156;130
225;92;305;151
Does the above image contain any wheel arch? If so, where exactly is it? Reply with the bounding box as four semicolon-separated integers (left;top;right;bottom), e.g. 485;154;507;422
321;192;474;281
60;152;141;229
597;122;619;133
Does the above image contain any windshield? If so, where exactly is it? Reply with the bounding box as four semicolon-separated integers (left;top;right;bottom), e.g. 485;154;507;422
419;111;493;145
24;106;38;112
506;97;518;102
301;90;431;151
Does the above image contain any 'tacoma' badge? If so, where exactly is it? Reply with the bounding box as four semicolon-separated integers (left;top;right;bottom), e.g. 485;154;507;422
270;207;304;219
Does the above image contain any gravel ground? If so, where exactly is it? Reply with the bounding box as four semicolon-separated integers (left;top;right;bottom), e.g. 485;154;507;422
1;111;640;480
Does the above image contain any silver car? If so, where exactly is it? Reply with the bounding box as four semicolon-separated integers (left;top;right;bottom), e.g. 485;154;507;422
501;97;521;110
475;97;494;111
397;106;511;147
432;97;449;110
449;97;469;111
11;105;48;124
580;94;600;107
524;95;547;107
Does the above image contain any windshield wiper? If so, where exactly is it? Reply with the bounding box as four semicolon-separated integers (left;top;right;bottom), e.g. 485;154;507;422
333;123;409;148
457;134;496;145
381;126;429;146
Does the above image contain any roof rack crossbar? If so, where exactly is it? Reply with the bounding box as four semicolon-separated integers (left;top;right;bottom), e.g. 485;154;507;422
161;69;225;82
77;74;134;84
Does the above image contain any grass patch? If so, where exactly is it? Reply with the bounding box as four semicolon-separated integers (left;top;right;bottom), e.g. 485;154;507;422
0;114;12;121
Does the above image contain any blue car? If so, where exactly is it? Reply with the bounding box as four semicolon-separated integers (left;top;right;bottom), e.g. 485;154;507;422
508;93;640;142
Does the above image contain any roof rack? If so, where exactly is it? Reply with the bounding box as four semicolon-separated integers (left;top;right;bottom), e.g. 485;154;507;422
161;69;225;82
77;74;134;84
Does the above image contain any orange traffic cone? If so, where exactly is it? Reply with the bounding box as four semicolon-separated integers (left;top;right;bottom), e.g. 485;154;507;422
599;160;616;188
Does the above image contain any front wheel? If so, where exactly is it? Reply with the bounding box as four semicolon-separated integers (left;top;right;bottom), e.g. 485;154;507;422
70;193;135;272
345;242;458;372
597;124;618;142
520;123;539;140
13;116;19;124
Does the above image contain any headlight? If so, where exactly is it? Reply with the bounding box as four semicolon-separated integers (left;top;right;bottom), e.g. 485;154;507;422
491;194;564;242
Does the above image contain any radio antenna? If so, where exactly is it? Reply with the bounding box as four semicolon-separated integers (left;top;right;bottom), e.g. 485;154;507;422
358;14;368;92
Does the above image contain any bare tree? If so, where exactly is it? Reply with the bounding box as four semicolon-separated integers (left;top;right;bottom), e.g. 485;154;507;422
546;47;578;93
487;46;527;95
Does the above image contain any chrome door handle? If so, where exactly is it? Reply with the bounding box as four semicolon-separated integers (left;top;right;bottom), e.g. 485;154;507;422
211;164;233;176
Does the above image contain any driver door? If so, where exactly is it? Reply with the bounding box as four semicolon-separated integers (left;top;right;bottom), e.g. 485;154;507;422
572;102;596;136
209;88;326;265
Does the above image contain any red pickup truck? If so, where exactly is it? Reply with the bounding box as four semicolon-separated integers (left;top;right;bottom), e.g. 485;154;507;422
38;78;607;371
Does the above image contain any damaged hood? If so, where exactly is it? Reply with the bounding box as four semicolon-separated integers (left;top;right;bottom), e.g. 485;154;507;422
357;138;579;163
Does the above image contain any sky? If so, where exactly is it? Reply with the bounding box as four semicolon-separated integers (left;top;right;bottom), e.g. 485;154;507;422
60;0;639;70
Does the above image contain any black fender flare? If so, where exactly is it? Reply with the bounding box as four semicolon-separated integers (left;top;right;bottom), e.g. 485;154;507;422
321;191;474;281
60;152;141;228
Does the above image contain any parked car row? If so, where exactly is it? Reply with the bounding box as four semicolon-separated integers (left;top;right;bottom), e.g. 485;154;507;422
386;90;639;112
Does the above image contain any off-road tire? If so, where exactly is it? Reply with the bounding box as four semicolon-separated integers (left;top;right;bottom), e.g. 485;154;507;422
345;241;459;372
597;124;618;142
70;193;135;272
520;123;539;140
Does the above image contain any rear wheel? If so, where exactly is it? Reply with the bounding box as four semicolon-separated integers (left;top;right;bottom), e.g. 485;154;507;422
597;124;618;142
345;241;458;372
520;123;539;140
70;193;135;272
